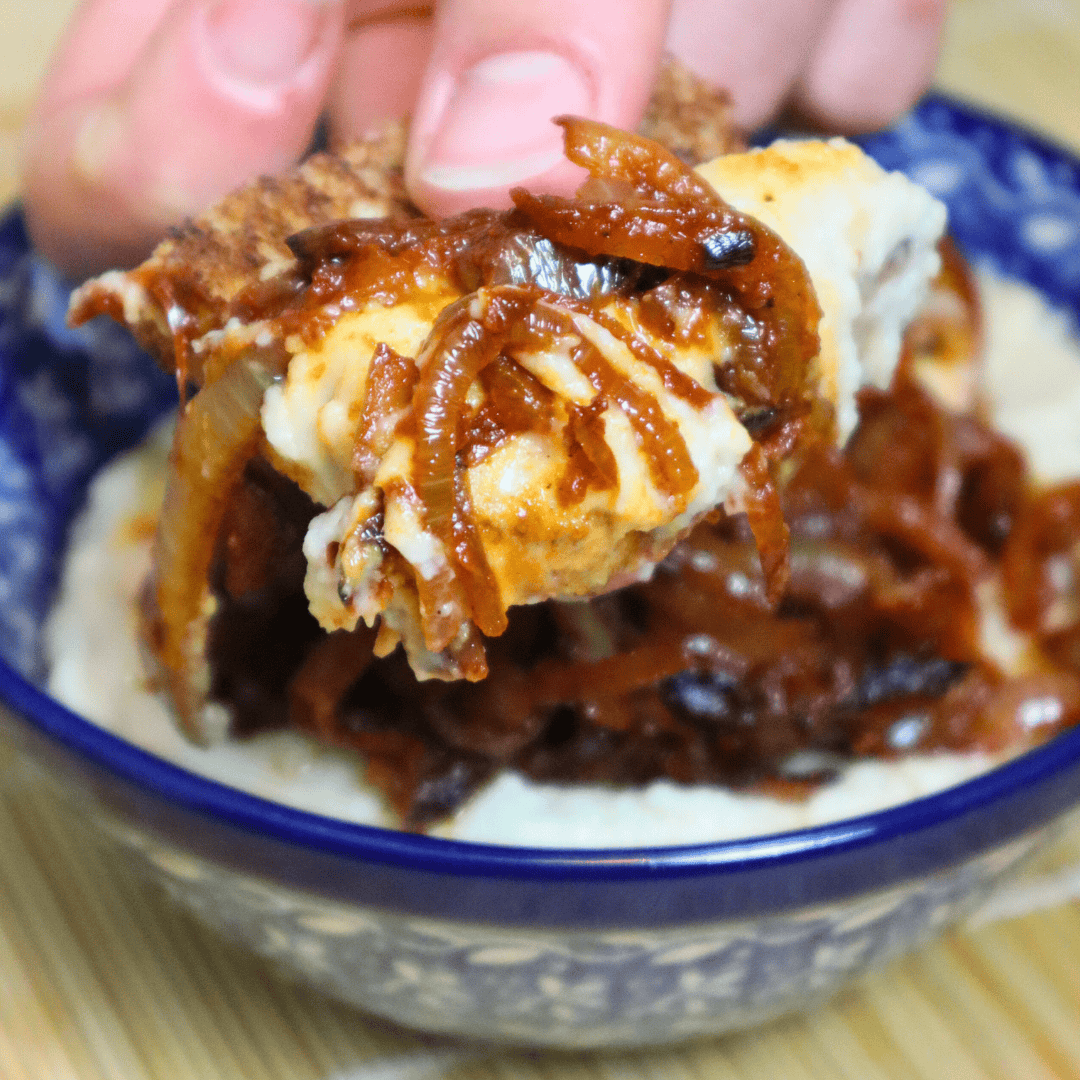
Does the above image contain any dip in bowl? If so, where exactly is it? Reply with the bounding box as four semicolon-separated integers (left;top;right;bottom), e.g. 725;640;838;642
3;95;1080;1048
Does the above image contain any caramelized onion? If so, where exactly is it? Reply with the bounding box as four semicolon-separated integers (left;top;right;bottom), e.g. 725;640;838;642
570;337;699;501
511;118;824;419
853;484;991;585
288;628;376;739
287;212;638;308
932;670;1080;753
450;468;507;644
558;397;619;505
902;237;984;383
564;300;714;408
555;115;731;207
480;233;637;299
739;444;791;605
531;638;693;706
150;351;284;738
460;356;558;468
196;226;1080;829
410;288;535;649
1002;481;1080;632
353;343;419;483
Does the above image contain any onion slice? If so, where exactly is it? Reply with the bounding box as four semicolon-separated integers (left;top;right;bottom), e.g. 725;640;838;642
511;118;824;419
148;352;284;740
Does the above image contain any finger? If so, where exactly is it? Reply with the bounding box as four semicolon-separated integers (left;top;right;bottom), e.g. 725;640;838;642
326;3;434;143
793;0;946;130
404;0;672;218
34;0;178;111
24;0;345;278
665;0;837;131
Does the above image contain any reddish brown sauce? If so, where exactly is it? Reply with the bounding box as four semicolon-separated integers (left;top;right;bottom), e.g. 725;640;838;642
558;397;619;506
353;343;418;483
202;352;1080;828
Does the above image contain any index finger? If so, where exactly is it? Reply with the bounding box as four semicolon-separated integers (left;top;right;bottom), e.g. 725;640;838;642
24;0;345;277
34;0;178;115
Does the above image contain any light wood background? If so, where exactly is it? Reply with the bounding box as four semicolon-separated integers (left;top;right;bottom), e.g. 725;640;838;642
2;2;1080;1077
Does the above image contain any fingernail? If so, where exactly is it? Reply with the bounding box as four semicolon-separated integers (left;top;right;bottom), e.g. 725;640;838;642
71;102;127;186
420;50;592;192
199;0;339;112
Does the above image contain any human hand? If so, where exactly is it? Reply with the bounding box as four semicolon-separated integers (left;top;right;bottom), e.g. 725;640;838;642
22;0;946;278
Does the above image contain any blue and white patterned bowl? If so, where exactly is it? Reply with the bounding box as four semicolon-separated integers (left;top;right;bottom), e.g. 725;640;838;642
2;95;1080;1048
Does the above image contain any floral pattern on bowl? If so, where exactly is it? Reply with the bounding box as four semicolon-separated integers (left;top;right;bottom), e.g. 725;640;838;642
89;807;1044;1047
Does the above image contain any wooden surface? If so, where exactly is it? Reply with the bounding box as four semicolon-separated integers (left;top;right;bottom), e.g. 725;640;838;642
3;2;1080;1077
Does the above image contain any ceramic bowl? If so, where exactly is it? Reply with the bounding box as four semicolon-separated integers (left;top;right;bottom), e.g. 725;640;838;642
2;95;1080;1049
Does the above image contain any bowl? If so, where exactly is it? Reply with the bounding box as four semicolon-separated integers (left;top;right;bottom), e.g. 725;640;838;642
2;94;1080;1049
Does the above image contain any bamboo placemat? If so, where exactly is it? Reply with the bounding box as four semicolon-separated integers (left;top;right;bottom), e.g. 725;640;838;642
3;740;1080;1080
2;1;1080;1077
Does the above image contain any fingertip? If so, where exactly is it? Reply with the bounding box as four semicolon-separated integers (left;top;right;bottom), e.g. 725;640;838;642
326;15;433;145
793;0;946;131
666;0;833;131
404;0;667;216
405;49;594;215
410;153;587;219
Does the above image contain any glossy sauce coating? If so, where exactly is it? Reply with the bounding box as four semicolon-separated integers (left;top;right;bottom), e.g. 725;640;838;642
193;240;1080;825
206;355;1080;826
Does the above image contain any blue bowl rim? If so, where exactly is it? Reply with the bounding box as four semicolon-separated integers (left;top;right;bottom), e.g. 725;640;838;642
5;90;1080;884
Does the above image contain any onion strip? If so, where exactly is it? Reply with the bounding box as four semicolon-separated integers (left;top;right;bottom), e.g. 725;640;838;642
149;354;282;739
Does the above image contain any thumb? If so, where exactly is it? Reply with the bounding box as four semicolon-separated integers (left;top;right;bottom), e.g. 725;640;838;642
405;0;671;218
